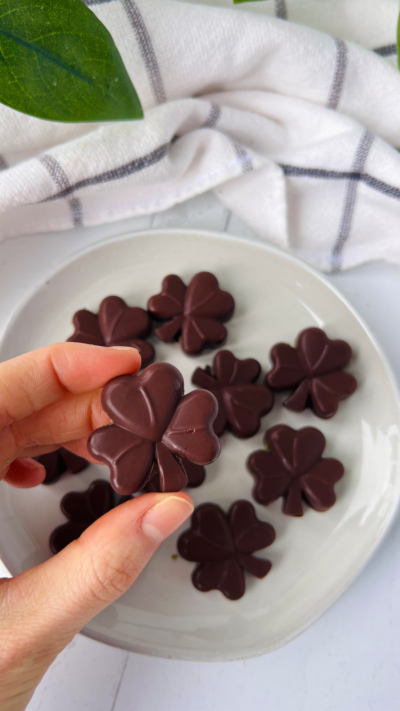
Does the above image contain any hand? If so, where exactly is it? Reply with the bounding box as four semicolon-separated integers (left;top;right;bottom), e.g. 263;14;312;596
0;343;193;711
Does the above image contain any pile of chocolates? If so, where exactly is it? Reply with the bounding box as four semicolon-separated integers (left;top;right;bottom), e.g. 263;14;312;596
46;271;357;601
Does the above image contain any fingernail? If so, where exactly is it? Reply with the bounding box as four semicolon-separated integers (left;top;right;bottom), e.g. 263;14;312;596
141;496;194;544
110;346;139;352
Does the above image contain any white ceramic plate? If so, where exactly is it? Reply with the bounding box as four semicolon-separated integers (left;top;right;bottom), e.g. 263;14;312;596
0;229;399;662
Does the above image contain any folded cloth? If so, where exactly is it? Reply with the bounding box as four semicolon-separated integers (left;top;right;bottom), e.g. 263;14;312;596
0;0;400;271
181;0;398;56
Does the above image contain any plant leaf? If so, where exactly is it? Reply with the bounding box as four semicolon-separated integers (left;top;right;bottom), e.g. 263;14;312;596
0;0;143;122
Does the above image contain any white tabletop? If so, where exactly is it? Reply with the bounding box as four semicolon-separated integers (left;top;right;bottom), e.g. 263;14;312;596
1;193;400;711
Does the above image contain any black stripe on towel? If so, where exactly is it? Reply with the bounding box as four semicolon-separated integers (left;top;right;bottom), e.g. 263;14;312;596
121;0;166;105
202;104;221;129
327;39;348;110
374;44;397;57
330;130;374;271
44;143;169;201
280;164;400;202
275;0;287;20
40;154;83;227
232;143;253;174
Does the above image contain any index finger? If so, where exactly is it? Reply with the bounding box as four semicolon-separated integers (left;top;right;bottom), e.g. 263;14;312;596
0;343;141;427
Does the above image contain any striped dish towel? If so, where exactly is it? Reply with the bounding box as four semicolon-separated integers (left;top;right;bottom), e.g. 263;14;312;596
0;0;400;272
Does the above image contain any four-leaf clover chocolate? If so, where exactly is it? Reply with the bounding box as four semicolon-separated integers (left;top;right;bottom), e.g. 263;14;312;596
248;425;344;516
147;272;235;355
178;500;275;600
88;363;221;495
37;447;89;485
68;295;155;367
265;328;357;418
192;349;274;438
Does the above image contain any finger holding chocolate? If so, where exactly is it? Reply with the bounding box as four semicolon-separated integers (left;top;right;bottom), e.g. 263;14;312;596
88;362;221;496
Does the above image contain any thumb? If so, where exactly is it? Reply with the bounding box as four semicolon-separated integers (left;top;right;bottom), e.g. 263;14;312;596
0;493;193;710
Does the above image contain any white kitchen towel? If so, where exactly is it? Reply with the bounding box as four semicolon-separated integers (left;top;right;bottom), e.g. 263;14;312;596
180;0;399;57
0;0;400;271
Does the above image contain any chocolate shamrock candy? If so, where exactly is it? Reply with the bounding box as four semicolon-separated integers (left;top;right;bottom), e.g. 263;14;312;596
49;479;127;553
147;272;235;355
67;295;155;367
265;327;357;418
37;447;89;485
88;362;220;496
248;424;344;517
192;349;274;438
178;500;275;600
144;458;206;492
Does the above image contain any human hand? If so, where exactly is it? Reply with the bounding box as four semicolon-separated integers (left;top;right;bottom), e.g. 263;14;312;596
0;343;193;711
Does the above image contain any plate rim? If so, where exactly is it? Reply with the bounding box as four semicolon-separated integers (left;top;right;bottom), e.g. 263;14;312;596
1;227;399;662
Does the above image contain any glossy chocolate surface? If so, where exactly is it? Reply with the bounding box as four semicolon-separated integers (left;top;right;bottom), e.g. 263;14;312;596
37;447;89;485
144;458;206;492
68;309;104;346
67;295;155;367
192;349;274;438
266;328;357;418
178;500;275;600
147;272;235;355
88;363;220;495
49;479;119;553
248;424;344;516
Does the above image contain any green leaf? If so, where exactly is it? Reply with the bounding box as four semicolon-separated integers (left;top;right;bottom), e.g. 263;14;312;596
0;0;143;123
233;0;266;4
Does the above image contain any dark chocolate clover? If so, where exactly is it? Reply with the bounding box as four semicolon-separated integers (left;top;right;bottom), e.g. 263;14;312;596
60;478;114;524
248;424;344;517
88;363;220;496
37;447;89;485
49;479;116;553
265;328;357;418
147;272;235;356
144;458;206;492
192;349;274;438
178;500;275;600
67;295;155;367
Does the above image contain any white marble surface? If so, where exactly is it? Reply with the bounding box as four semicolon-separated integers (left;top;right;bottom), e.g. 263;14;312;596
1;193;400;711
